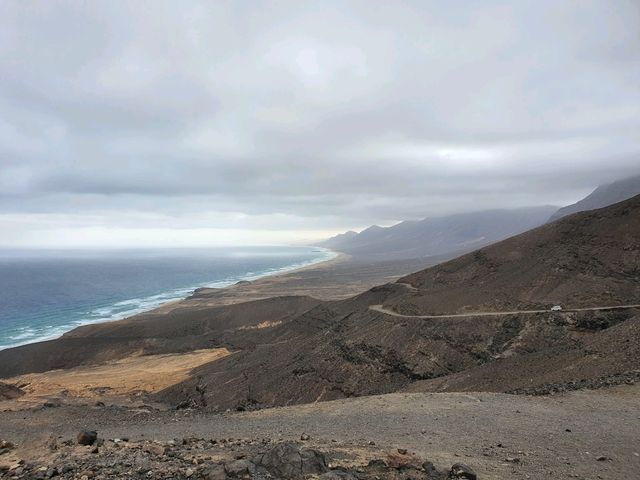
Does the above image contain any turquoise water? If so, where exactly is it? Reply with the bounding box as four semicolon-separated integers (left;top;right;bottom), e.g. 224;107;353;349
0;246;334;350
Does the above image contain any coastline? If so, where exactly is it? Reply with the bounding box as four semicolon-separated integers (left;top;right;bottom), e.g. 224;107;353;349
0;247;340;351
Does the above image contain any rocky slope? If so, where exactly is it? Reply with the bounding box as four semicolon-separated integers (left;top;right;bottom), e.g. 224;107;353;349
392;194;640;314
549;173;640;221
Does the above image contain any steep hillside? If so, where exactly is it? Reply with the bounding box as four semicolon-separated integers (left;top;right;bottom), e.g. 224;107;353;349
319;207;557;259
549;173;640;221
390;194;640;315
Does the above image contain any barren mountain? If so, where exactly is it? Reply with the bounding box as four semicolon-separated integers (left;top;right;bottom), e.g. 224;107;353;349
549;173;640;221
389;194;640;315
319;207;557;260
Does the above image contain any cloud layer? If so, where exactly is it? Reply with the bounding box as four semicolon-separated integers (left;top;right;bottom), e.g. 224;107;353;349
1;1;639;247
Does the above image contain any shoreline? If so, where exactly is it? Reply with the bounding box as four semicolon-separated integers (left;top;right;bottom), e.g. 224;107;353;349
0;247;340;352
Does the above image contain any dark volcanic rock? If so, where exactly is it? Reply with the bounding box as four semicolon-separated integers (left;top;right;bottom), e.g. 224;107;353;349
449;462;477;479
253;442;328;478
77;430;98;446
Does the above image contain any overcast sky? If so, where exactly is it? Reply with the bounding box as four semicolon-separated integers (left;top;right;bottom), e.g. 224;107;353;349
1;1;639;248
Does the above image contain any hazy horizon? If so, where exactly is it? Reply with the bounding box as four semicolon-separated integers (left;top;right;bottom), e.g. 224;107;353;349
1;1;639;248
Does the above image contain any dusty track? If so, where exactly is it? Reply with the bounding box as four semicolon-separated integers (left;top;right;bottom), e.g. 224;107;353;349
369;303;640;319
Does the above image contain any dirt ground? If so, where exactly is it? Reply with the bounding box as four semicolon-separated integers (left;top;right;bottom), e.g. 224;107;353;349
1;385;638;479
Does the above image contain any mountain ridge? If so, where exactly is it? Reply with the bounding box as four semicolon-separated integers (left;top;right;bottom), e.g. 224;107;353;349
319;206;558;260
549;173;640;221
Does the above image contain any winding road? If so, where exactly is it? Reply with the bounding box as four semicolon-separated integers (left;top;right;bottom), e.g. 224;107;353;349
369;303;640;319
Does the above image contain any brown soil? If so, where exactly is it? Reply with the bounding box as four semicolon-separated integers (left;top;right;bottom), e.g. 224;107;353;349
4;348;230;408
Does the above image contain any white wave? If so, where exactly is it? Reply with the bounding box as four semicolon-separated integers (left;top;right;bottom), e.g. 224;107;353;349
0;248;337;351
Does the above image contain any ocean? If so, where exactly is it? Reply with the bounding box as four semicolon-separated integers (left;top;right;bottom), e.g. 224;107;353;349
0;246;334;350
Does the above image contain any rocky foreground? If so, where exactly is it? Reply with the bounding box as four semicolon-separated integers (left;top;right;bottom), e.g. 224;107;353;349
1;387;638;480
0;435;478;480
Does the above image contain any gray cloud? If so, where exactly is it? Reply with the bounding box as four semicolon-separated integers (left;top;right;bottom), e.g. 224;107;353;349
0;0;639;246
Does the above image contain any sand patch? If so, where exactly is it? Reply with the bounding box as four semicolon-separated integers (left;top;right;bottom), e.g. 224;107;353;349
7;348;230;400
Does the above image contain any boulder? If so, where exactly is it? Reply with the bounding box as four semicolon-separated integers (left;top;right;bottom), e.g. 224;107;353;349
76;431;98;446
254;442;328;478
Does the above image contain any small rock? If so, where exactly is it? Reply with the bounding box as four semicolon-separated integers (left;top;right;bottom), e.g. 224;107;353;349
144;444;166;456
77;431;97;446
596;455;609;461
185;467;194;477
367;459;387;468
505;457;520;463
422;461;441;477
397;448;408;455
449;462;477;480
0;440;14;449
301;433;311;441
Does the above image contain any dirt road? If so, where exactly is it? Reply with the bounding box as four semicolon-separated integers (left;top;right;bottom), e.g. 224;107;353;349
369;303;640;319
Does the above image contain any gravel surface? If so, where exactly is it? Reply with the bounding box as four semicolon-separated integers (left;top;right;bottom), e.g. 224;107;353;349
2;386;639;479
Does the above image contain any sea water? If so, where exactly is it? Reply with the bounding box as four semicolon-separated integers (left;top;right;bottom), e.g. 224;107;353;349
0;246;334;350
